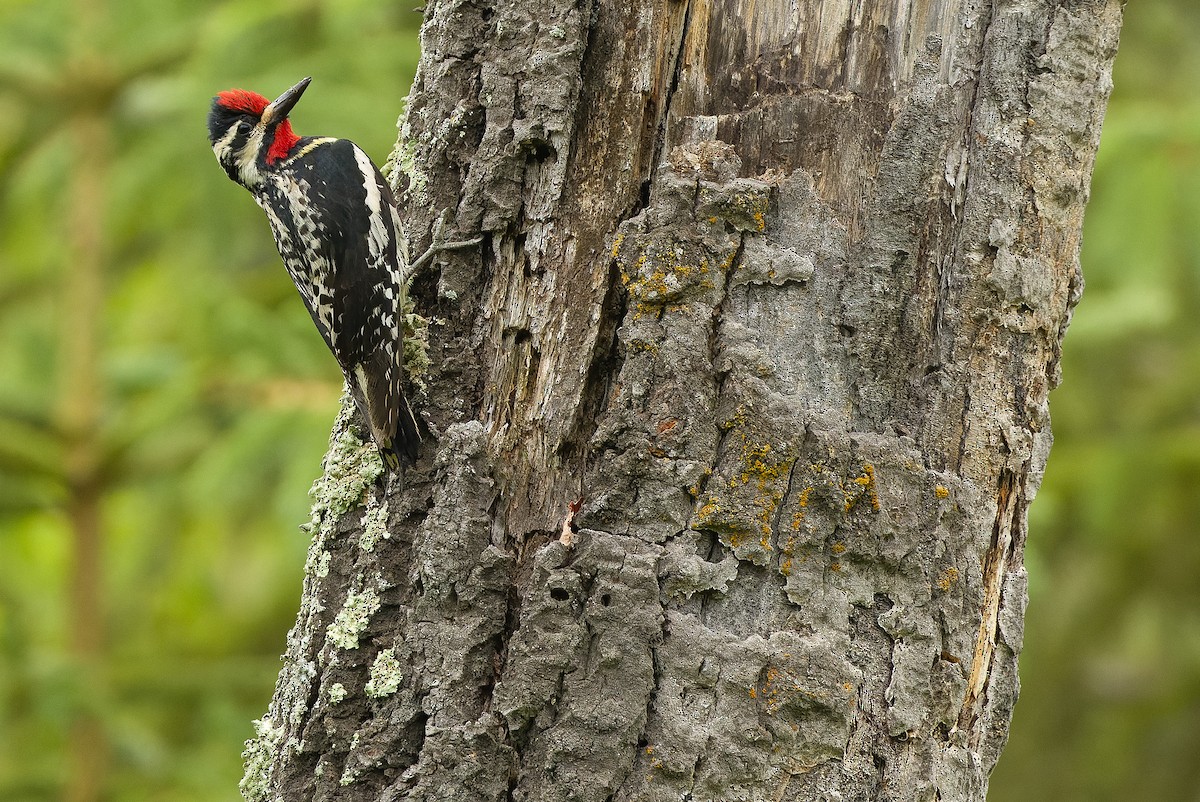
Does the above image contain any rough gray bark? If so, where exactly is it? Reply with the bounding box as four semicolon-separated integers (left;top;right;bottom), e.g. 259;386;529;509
242;1;1121;800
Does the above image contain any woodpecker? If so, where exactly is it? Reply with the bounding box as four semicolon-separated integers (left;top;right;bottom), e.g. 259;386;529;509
207;77;425;471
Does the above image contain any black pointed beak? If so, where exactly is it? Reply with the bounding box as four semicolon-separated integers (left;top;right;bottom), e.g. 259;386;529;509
263;77;311;125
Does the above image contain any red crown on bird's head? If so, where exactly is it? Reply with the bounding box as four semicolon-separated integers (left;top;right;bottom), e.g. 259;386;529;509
216;89;271;115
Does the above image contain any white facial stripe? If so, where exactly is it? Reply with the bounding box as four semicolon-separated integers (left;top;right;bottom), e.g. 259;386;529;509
236;123;267;187
212;122;240;159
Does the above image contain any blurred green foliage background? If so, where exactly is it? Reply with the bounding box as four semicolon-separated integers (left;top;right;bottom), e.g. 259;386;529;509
0;1;1192;800
0;0;422;799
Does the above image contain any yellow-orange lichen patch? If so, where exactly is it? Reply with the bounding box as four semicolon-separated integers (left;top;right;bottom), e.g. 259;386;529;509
937;566;960;592
844;463;880;512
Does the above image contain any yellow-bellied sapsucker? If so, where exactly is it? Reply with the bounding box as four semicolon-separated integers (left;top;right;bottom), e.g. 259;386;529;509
207;77;424;471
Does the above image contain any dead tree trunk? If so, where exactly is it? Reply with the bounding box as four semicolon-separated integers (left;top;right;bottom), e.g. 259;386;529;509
242;1;1121;800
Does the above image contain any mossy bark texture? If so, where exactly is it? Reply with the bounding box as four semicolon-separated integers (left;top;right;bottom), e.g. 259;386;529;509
245;1;1121;800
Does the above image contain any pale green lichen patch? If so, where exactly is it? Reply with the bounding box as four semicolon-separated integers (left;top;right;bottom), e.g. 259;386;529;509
239;717;285;802
326;588;380;651
364;647;404;698
338;733;363;787
401;309;434;391
307;549;331;579
328;683;348;705
359;499;391;553
383;105;427;197
309;399;383;521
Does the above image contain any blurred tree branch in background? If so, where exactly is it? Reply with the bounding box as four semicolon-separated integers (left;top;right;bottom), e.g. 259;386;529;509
62;0;111;791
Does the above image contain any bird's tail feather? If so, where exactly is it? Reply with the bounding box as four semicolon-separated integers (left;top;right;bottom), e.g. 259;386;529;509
349;351;421;470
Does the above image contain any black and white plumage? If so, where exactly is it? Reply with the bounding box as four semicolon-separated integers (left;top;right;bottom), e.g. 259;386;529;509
207;77;420;470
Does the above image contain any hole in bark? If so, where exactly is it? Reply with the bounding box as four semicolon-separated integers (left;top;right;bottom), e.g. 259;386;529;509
600;593;612;606
481;6;494;20
702;530;725;562
550;587;570;601
405;710;430;757
524;139;556;162
837;323;857;337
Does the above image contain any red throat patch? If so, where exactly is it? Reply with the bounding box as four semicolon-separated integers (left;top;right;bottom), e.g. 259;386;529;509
266;120;300;164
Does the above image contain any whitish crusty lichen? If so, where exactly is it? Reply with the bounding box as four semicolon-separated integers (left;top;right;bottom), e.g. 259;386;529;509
359;499;391;553
239;717;285;802
309;398;383;521
402;309;435;391
308;549;331;579
383;102;428;196
326;588;380;650
339;733;363;787
365;647;404;698
328;683;348;705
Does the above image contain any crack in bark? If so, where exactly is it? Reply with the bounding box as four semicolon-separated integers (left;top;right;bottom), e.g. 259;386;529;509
958;465;1021;736
685;737;710;800
566;256;628;472
771;456;803;556
650;0;694;186
954;382;971;473
694;223;745;507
